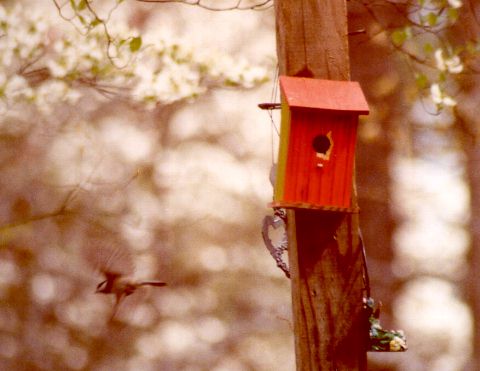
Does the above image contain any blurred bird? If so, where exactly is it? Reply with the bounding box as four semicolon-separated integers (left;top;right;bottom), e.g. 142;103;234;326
84;234;167;321
95;271;167;319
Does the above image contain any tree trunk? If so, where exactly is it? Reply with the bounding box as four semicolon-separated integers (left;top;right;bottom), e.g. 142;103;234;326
465;136;480;371
275;1;368;369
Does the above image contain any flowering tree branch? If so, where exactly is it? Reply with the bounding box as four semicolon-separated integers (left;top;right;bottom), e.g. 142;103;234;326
0;185;79;233
0;3;269;116
356;0;472;111
134;0;273;11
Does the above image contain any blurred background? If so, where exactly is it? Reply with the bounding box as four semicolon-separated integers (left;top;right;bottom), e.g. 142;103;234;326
0;0;478;370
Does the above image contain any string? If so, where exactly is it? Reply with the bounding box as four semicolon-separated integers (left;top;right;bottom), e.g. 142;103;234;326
358;228;371;299
268;65;280;165
268;65;280;136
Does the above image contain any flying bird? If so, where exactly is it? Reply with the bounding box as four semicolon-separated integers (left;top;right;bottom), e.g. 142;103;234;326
84;235;167;321
95;271;167;319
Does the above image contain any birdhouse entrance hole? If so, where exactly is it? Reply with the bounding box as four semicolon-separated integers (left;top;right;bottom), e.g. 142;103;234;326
313;131;333;164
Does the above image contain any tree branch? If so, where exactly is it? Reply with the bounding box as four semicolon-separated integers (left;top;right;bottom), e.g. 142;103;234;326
0;195;74;234
133;0;273;11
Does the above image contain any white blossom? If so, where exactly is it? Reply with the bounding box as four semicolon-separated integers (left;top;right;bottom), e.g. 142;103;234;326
434;49;463;74
46;59;69;78
445;55;463;74
430;83;442;103
442;95;457;106
35;81;71;110
447;0;463;8
434;49;446;71
4;75;28;98
430;83;457;107
0;3;268;114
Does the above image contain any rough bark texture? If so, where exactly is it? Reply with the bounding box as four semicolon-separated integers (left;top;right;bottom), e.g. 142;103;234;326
275;0;350;80
275;1;367;369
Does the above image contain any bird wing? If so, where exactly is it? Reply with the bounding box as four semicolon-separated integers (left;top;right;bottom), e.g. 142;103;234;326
82;229;135;278
102;271;122;281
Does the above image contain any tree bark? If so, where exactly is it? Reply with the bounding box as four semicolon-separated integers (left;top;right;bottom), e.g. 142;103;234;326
464;131;480;371
275;1;367;370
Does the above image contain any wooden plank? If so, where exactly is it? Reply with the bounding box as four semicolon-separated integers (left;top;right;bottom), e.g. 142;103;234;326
269;201;359;213
274;103;291;202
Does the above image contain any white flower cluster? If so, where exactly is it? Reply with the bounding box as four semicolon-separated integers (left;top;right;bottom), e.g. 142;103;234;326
429;48;464;108
434;49;463;74
0;3;268;115
447;0;463;9
430;83;457;107
131;40;269;108
0;5;42;114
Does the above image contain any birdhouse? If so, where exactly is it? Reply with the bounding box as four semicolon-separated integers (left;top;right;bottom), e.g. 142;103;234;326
272;76;369;212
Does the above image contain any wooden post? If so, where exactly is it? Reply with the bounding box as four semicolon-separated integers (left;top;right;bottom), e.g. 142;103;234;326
274;1;368;369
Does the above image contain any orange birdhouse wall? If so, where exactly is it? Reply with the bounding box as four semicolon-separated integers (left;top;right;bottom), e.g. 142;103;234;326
273;76;369;211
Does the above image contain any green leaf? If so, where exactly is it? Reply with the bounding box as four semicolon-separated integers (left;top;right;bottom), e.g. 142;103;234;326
90;18;101;28
426;12;438;27
129;36;142;52
70;0;76;10
391;29;407;47
78;0;87;11
415;73;428;89
447;8;459;23
423;42;433;54
438;71;447;82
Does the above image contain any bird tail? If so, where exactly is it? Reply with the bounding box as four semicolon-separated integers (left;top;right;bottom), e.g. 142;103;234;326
140;281;167;287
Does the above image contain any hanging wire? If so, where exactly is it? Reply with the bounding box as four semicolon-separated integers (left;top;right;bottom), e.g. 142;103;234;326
268;65;280;136
259;65;291;278
358;228;371;299
265;65;280;167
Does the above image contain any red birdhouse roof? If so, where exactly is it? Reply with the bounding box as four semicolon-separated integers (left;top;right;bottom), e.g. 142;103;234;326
279;76;369;114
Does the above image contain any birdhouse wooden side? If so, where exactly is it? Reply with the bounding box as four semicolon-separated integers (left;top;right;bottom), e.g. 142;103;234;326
285;109;357;209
